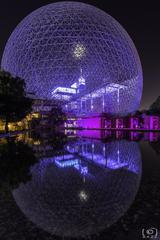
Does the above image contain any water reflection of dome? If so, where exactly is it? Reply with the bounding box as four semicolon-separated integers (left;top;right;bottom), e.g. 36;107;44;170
12;140;142;238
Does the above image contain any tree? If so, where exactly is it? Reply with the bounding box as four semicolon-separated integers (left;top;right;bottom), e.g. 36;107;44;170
48;103;67;128
0;70;32;132
148;96;160;116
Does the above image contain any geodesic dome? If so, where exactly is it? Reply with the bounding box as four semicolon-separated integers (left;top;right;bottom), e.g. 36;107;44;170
1;1;143;116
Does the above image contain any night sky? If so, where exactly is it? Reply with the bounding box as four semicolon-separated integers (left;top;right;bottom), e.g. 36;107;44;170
1;0;160;109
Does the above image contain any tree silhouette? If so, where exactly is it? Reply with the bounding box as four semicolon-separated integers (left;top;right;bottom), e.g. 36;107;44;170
0;70;32;132
149;96;160;115
48;104;66;129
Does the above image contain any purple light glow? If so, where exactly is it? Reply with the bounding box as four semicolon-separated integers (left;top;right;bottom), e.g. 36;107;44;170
143;116;160;130
74;114;160;130
77;116;102;129
1;2;143;116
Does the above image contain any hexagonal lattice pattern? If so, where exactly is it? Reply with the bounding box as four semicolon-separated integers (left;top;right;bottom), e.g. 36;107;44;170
1;2;143;115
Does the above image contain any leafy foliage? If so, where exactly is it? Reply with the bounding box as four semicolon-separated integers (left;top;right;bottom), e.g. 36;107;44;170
0;70;32;131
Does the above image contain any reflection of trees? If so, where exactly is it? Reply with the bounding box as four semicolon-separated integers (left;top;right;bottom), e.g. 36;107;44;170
30;130;68;156
0;137;38;190
0;131;67;196
47;131;68;151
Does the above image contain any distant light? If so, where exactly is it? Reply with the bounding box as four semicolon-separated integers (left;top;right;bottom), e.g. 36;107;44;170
51;86;76;101
81;166;88;175
79;190;88;202
55;159;79;168
73;43;86;59
78;76;86;85
71;82;78;89
103;145;106;152
52;94;71;101
52;87;76;94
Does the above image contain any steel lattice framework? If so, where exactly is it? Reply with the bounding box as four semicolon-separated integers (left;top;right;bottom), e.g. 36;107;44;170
1;2;143;116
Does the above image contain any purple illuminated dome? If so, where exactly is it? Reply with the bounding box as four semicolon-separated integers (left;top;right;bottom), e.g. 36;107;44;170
1;2;143;116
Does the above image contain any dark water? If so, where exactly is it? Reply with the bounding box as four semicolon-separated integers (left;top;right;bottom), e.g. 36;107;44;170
0;130;160;240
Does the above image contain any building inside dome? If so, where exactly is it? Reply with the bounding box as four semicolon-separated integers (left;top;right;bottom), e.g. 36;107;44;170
1;1;143;116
